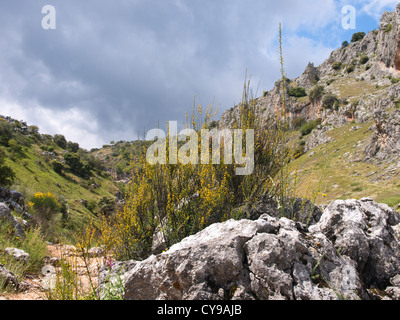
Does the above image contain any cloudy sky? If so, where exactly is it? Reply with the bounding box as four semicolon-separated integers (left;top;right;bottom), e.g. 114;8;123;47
0;0;398;149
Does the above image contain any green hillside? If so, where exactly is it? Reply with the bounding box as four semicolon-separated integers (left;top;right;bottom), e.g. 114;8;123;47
291;122;400;209
0;117;120;240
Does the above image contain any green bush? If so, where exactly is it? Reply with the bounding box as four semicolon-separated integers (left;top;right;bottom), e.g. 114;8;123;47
8;139;23;157
66;141;80;153
291;117;307;129
63;153;92;178
308;85;325;102
53;134;67;149
289;87;307;98
29;192;62;239
332;62;342;70
346;65;355;73
300;122;315;136
322;93;338;109
97;197;116;216
360;55;369;65
293;145;305;159
0;148;15;187
351;32;366;43
0;121;13;146
52;161;65;175
299;118;322;137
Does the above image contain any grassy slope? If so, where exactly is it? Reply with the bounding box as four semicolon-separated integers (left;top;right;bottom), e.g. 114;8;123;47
6;143;119;233
291;122;400;208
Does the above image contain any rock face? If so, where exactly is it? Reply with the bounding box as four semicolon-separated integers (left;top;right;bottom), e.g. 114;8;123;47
4;248;30;264
0;202;25;238
121;198;400;300
0;264;19;290
219;4;400;164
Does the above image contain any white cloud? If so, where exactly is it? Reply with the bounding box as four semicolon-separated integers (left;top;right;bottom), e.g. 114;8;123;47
0;99;103;150
357;0;399;19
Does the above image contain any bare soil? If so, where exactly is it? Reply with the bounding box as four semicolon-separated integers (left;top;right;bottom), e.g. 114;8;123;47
0;244;104;300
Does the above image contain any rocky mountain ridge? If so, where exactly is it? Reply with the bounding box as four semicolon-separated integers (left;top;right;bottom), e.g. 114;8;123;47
100;198;400;300
220;4;400;166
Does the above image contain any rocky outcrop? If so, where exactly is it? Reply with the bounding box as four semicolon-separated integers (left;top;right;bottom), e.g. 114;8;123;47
0;264;19;290
363;107;400;163
304;125;334;152
0;187;30;220
118;198;400;300
220;4;400;136
0;202;25;238
296;62;319;90
4;248;30;264
238;195;323;227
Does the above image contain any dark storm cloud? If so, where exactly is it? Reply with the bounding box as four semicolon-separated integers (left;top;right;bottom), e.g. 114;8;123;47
0;0;344;148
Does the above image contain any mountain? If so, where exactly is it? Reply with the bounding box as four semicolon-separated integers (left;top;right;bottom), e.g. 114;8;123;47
0;115;122;239
219;4;400;209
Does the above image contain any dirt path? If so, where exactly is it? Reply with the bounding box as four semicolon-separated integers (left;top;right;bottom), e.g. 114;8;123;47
0;244;104;300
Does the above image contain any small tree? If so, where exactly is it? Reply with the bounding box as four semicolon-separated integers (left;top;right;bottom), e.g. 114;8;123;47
322;93;338;109
66;141;80;153
53;134;67;149
308;85;325;103
351;32;365;43
0;148;15;187
29;192;61;238
360;55;369;65
332;62;342;70
52;161;65;175
346;65;355;73
289;87;307;98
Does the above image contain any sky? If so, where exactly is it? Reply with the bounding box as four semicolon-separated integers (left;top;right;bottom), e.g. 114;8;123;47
0;0;399;150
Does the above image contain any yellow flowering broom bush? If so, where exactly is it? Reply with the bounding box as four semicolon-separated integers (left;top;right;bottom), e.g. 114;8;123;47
29;192;62;238
99;77;292;261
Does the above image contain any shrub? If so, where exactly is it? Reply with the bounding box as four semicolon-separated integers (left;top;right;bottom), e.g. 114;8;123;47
341;41;349;48
0;121;13;146
99;80;293;261
293;145;305;159
66;141;80;153
53;134;67;149
385;24;392;33
0;148;15;187
29;192;61;238
31;192;61;215
288;87;307;98
8;139;23;157
291;117;307;129
52;161;65;175
351;32;366;43
391;77;400;84
97;197;115;216
322;93;338;109
346;65;355;73
360;55;369;65
300;122;316;136
332;62;342;70
308;85;325;102
63;152;91;178
300;118;321;137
